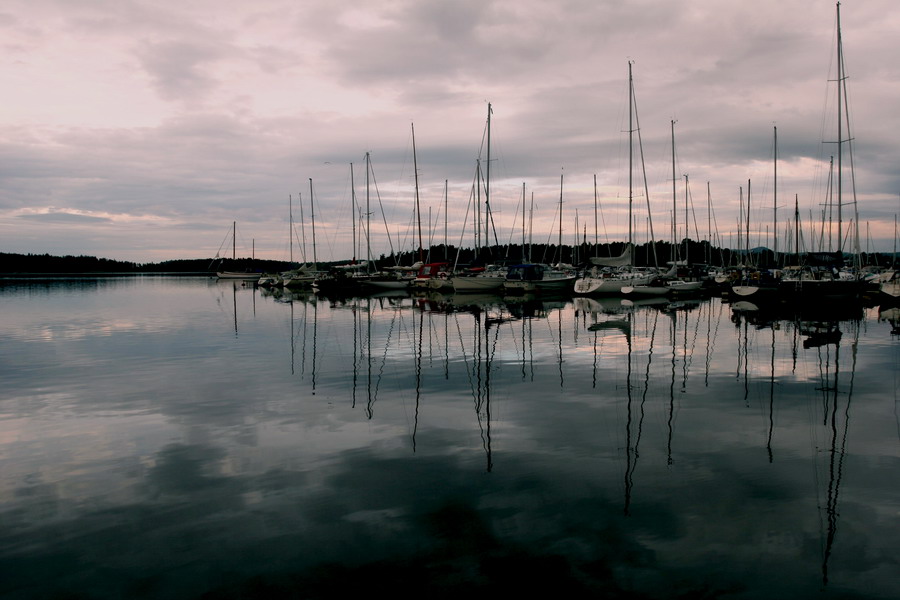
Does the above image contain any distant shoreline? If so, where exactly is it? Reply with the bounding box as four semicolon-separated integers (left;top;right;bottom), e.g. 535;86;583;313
0;272;214;278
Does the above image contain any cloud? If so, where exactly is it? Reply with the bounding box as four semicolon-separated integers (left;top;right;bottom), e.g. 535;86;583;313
135;40;229;103
17;211;113;224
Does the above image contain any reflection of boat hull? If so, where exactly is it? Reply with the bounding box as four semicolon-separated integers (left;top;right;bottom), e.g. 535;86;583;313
778;279;863;301
801;323;843;348
572;296;629;314
217;271;260;280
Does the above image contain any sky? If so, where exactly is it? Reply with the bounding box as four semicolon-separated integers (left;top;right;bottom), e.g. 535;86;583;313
1;0;898;264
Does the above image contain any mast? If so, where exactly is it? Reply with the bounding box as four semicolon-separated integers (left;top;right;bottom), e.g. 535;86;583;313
529;192;534;262
412;123;423;264
365;152;371;267
350;163;356;264
746;179;752;261
558;172;564;262
836;2;844;253
707;182;712;265
628;61;634;266
522;182;527;261
671;119;677;263
684;173;689;264
309;178;317;268
593;174;599;257
444;179;448;259
232;221;236;261
298;192;307;265
289;195;293;264
486;103;492;255
475;160;482;252
738;186;744;265
774;126;779;264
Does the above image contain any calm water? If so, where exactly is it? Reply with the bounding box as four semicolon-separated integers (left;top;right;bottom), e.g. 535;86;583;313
1;276;898;599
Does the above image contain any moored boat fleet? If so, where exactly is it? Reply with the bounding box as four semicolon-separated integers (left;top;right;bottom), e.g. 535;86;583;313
222;254;899;310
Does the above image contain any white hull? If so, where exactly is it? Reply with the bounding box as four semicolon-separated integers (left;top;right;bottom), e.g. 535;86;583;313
574;273;654;295
504;275;576;294
217;271;259;280
413;278;454;292
451;276;506;292
880;279;900;300
362;278;412;290
621;284;670;296
667;280;703;293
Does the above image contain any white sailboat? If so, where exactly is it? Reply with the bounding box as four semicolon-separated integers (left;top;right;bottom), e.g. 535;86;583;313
575;62;656;295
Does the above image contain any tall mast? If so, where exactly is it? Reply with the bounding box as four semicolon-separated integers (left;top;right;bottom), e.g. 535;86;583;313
485;103;492;254
365;152;371;267
773;126;779;264
309;178;317;267
671;119;677;262
558;172;564;262
628;61;634;265
836;2;844;253
522;182;527;261
683;173;689;264
350;163;356;264
746;179;752;261
706;182;712;265
738;186;744;264
593;174;599;257
298;192;307;265
232;221;236;260
289;195;293;264
412;123;423;264
475;160;482;251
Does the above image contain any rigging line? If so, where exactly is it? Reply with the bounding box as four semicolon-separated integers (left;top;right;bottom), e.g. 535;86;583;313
367;155;398;262
631;79;658;267
452;170;479;272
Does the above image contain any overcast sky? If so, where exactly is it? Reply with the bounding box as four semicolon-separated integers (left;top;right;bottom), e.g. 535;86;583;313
2;0;898;264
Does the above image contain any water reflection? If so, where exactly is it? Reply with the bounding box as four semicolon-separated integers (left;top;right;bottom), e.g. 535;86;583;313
0;278;897;599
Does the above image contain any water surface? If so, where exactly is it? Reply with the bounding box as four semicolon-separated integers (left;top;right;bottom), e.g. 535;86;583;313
1;277;898;598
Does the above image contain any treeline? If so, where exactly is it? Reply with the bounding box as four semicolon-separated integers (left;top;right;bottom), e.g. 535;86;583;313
0;253;293;274
378;241;896;270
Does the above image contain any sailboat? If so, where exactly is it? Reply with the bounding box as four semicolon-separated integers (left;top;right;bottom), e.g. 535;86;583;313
574;62;657;296
284;179;321;289
624;125;701;297
215;221;260;280
503;173;577;294
452;104;508;293
281;178;318;288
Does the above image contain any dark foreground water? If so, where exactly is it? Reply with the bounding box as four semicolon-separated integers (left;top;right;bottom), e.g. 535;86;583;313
1;276;898;599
